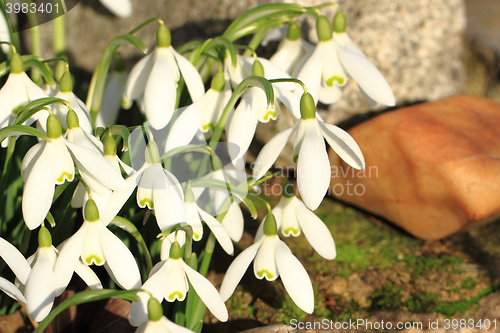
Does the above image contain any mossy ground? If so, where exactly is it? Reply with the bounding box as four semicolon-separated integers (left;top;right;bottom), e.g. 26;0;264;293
204;192;500;332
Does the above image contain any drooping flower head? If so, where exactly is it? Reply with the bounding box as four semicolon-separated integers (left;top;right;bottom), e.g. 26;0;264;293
253;92;365;210
220;214;314;314
123;24;204;130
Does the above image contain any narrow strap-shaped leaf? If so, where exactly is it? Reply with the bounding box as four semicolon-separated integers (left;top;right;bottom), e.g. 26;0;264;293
15;97;70;126
0;125;48;142
22;58;56;88
205;36;237;68
86;35;147;126
33;289;141;333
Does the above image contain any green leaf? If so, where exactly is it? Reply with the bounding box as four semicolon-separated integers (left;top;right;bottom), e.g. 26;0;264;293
15;97;70;126
0;125;48;142
45;212;56;228
160;144;211;161
86;35;147;127
205;36;237;68
109;216;153;275
22;58;56;88
33;289;141;333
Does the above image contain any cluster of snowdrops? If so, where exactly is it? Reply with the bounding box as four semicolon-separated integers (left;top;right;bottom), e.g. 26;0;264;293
0;3;394;332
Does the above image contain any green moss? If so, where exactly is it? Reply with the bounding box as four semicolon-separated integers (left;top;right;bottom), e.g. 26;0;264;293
370;283;402;311
461;277;477;290
335;244;369;268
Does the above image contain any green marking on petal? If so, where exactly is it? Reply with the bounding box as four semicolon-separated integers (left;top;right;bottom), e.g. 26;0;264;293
202;123;215;132
56;172;74;183
284;227;300;237
167;291;184;301
193;232;200;240
139;198;154;209
257;270;274;280
12;105;23;116
262;110;276;122
85;255;103;265
326;76;344;86
293;154;298;164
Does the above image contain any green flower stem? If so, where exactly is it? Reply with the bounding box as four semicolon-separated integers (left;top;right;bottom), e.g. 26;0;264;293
198;233;216;277
52;0;67;80
268;78;307;94
24;0;42;84
0;137;16;231
243;26;270;57
127;18;164;35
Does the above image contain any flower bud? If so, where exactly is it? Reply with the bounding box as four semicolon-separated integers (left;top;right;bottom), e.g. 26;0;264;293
210;71;225;92
66;108;80;129
145;140;160;165
84;199;100;222
104;136;117;156
287;22;301;41
263;214;278;236
9;52;24;74
169;241;182;259
157;25;171;48
59;70;73;93
147;297;163;322
47;114;63;139
252;59;265;77
316;15;333;42
333;10;347;33
38;224;52;248
300;93;316;120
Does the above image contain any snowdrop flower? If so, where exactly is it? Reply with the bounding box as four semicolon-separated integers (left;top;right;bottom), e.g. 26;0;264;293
99;0;132;18
268;22;314;75
256;180;336;260
96;60;128;128
131;296;194;332
0;52;46;131
17;225;102;322
53;199;141;295
20;114;128;230
164;71;232;152
129;241;228;326
220;214;314;314
123;25;204;130
226;58;300;161
100;138;185;231
0;237;30;304
252;93;365;210
177;187;234;254
23;225;57;322
296;14;395;106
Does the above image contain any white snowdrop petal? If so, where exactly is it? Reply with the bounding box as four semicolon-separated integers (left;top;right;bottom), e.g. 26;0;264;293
319;121;365;170
219;240;262;301
99;0;132;17
252;125;296;180
275;239;314;314
22;143;57;230
182;261;229;322
0;277;26;303
54;223;88;296
174;49;205;101
123;52;155;105
296;120;330;211
197;206;234;255
293;197;336;260
144;48;177;130
0;238;31;284
98;222;141;289
25;248;55;322
336;42;395;106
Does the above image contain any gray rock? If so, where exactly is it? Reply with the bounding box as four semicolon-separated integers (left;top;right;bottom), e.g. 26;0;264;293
32;0;466;167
